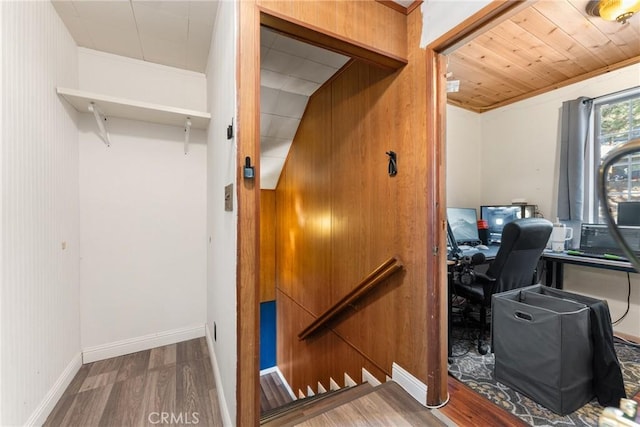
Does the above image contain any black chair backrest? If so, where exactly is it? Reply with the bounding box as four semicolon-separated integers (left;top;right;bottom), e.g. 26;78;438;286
486;218;553;295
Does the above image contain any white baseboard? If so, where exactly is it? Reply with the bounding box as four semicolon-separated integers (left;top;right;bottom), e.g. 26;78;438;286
391;362;427;406
26;352;82;426
82;324;205;363
205;324;233;427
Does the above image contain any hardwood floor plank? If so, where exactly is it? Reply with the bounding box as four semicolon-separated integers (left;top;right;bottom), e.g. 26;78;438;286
45;340;225;427
199;348;216;388
59;384;114;427
260;372;294;413
373;382;446;425
143;365;176;417
208;389;224;426
141;365;177;420
297;386;445;427
439;375;528;427
63;363;91;396
148;344;177;370
176;338;207;363
88;356;124;377
43;393;76;427
79;371;119;393
116;350;151;382
176;360;215;426
98;374;147;427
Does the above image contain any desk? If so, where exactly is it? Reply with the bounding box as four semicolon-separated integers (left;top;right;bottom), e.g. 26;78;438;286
542;250;638;289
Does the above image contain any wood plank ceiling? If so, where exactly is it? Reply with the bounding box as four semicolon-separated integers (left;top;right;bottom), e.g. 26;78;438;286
446;0;640;113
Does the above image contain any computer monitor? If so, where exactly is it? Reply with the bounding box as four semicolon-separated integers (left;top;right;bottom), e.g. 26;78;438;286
480;205;529;244
618;201;640;226
447;207;480;245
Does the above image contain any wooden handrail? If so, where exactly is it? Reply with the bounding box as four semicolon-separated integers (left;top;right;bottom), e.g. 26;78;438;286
298;256;403;340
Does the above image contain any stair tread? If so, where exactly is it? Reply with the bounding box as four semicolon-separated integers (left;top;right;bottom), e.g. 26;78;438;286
260;382;374;426
262;381;447;427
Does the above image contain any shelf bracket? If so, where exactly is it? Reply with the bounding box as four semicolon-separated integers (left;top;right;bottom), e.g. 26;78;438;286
184;118;192;155
88;102;110;146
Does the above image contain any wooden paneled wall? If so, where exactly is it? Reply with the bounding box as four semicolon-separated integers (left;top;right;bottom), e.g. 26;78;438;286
275;9;444;400
260;190;276;302
258;0;407;61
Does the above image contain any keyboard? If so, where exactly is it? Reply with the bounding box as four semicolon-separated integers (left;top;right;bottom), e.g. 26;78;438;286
565;250;628;261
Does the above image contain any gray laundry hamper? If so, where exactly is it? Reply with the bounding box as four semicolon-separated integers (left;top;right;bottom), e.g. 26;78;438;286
492;285;594;415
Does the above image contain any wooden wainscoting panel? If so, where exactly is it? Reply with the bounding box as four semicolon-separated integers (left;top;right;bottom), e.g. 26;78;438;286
277;289;388;394
276;86;333;317
260;190;276;302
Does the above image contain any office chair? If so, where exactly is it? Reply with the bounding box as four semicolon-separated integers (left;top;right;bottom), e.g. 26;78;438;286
453;218;553;354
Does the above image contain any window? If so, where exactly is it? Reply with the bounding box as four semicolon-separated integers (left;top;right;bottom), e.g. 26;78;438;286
593;89;640;223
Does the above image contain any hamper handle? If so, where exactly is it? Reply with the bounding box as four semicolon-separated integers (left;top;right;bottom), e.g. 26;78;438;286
514;311;533;321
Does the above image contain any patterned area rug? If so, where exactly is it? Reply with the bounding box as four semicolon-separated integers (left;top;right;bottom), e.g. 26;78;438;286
448;328;640;427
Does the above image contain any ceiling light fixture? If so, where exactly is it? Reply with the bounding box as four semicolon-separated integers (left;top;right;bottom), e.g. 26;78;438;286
587;0;640;23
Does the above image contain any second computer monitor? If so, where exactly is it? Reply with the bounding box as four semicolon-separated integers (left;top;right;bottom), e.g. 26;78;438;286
481;205;532;244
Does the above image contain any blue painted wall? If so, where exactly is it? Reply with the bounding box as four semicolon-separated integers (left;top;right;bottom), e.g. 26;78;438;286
260;300;276;370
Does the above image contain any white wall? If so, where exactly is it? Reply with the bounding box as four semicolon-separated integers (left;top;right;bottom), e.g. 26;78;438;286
78;55;208;360
446;105;482;209
79;48;207;111
1;2;81;425
205;0;237;424
420;0;492;47
448;64;640;337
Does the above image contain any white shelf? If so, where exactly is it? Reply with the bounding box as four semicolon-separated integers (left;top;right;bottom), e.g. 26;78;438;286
57;87;211;130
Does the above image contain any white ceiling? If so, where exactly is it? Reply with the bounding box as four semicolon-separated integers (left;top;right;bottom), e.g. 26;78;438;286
260;27;349;189
53;1;428;189
51;0;218;73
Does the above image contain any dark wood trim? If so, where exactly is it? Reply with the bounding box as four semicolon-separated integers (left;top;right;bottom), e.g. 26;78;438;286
375;0;422;15
259;9;408;70
441;376;530;426
298;257;403;340
237;1;261;426
406;1;422;14
425;48;449;407
424;0;542;406
615;332;640;344
428;0;532;54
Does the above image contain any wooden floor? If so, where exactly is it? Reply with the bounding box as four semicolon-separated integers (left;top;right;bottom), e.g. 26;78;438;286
296;382;447;427
260;370;528;426
440;375;527;426
260;371;295;413
44;338;222;427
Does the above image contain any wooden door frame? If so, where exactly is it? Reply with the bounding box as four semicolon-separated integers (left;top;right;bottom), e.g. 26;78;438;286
424;0;529;407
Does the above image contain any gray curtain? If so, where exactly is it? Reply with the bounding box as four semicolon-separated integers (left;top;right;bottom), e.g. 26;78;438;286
557;97;593;247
